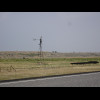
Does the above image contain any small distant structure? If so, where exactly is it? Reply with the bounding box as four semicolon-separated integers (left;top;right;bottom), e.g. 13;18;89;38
52;51;57;53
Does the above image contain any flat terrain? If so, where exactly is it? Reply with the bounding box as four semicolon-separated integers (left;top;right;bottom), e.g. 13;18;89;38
0;72;100;87
0;51;100;58
0;51;100;81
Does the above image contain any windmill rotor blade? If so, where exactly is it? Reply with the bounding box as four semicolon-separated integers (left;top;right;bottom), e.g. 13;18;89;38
33;38;39;41
33;39;36;41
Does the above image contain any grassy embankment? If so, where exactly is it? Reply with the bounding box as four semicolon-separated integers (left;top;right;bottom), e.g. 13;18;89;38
0;57;100;81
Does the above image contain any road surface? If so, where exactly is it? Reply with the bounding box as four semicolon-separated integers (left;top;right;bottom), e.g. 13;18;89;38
0;72;100;87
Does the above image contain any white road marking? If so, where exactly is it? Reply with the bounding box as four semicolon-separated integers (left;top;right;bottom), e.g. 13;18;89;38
0;72;100;86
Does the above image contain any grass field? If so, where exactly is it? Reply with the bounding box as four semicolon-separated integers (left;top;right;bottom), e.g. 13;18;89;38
0;56;100;81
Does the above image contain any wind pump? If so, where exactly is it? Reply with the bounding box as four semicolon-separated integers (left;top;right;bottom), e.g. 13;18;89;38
33;36;44;63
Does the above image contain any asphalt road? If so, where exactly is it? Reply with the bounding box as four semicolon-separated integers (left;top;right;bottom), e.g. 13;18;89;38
0;72;100;87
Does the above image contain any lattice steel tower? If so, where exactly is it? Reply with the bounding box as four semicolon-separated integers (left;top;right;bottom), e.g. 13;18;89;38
33;36;43;60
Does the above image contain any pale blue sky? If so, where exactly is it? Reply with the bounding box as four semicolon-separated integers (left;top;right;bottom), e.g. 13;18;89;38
0;12;100;52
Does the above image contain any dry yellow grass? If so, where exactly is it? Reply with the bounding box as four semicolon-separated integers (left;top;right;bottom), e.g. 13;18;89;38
0;61;100;81
0;55;100;81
